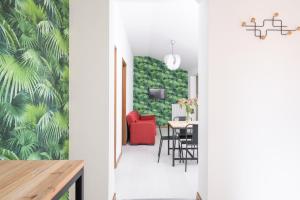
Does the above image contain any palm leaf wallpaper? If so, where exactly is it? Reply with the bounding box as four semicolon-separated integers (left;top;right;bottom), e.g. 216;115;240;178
134;56;188;126
0;0;69;161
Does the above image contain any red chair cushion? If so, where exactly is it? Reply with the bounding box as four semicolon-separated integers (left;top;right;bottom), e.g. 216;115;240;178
130;121;156;145
127;111;140;126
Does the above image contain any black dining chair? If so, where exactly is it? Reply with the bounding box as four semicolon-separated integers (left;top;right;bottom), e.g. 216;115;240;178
157;125;171;163
173;116;187;136
157;116;186;163
179;124;198;172
172;116;188;163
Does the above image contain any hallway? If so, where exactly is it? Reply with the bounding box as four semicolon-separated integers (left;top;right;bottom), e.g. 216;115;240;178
116;128;198;200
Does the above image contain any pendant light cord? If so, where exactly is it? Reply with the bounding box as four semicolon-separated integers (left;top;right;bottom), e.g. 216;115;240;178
171;40;176;64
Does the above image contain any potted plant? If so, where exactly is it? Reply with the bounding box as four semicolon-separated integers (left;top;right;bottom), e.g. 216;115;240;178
178;98;198;121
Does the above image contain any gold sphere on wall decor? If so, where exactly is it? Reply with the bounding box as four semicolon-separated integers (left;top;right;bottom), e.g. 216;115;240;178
241;21;246;27
250;17;256;23
297;27;300;31
273;12;279;17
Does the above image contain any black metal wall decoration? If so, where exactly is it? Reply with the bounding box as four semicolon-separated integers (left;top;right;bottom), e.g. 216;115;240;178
241;12;300;40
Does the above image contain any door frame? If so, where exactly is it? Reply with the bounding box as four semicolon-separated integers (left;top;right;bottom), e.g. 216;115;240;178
122;58;127;145
114;47;124;169
112;1;206;199
114;46;118;168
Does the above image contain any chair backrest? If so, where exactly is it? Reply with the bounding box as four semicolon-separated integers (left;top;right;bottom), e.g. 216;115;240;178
192;124;198;144
186;124;198;145
126;111;140;126
173;116;186;121
173;116;186;134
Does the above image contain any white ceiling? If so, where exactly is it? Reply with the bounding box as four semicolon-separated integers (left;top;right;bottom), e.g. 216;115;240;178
116;0;199;74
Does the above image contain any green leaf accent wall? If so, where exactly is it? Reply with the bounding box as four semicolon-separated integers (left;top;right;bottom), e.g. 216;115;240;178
133;56;188;126
0;0;69;162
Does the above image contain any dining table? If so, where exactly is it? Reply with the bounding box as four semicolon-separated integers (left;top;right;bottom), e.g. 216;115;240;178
0;160;84;200
167;120;198;166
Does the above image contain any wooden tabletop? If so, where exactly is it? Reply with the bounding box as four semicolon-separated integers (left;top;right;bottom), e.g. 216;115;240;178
0;160;84;200
168;120;198;129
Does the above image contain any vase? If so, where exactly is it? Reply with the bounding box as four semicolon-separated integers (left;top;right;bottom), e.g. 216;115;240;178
186;112;191;122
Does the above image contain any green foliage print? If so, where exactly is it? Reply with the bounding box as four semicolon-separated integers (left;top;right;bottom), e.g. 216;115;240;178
133;56;188;126
0;0;69;161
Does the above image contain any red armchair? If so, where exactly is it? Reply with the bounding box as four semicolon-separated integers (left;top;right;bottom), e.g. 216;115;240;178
127;111;156;145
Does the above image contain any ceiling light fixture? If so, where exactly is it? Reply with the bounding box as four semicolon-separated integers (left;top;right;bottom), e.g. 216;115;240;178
164;40;181;70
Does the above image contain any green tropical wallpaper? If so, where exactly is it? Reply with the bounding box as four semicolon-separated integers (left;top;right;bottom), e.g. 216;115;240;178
0;0;69;162
133;56;188;126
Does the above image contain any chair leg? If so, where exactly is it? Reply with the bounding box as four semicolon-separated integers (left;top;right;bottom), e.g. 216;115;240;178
197;145;199;163
192;145;195;158
181;143;184;161
178;140;182;163
174;138;176;154
185;144;188;172
158;139;163;163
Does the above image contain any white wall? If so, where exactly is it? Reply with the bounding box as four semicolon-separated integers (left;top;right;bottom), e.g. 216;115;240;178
197;0;208;199
70;0;112;199
208;0;300;200
189;75;197;99
112;2;134;161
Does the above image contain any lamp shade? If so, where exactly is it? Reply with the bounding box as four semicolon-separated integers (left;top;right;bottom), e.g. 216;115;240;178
164;54;181;70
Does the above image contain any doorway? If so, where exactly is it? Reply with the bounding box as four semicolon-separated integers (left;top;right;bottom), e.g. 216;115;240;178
113;0;203;199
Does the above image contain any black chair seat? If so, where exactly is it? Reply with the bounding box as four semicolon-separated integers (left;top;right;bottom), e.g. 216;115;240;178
180;140;197;145
161;134;191;140
177;133;192;139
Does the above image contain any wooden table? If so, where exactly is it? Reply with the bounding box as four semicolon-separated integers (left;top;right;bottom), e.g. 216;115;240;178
0;160;84;200
168;121;198;166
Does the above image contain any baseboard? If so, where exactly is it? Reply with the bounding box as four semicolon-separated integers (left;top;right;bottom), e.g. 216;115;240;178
112;193;116;200
196;192;202;200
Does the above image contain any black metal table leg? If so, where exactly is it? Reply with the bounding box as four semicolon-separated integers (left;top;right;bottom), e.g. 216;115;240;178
167;124;170;155
172;128;175;167
76;172;84;200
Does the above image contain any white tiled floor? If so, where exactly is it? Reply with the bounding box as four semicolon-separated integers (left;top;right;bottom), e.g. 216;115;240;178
115;128;198;200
